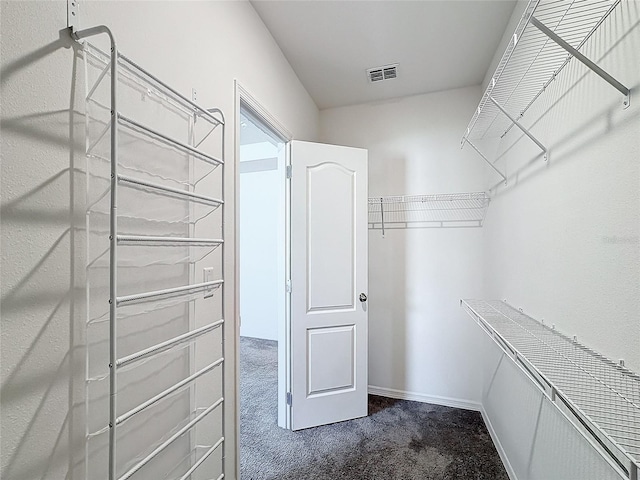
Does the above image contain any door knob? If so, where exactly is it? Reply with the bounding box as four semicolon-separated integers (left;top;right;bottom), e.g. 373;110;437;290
359;293;367;302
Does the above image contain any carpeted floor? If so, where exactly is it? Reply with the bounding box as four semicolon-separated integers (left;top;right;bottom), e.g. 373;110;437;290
240;336;508;480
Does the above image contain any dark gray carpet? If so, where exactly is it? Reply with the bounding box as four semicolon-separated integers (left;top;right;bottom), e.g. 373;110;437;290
240;336;508;480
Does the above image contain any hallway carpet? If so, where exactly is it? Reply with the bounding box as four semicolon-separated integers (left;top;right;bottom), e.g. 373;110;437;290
240;336;508;480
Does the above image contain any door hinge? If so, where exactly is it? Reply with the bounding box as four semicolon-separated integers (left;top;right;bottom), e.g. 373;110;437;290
286;279;291;293
286;392;292;406
286;165;292;179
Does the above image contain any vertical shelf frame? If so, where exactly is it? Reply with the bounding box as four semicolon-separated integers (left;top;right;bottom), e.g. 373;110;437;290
73;22;227;480
461;0;631;183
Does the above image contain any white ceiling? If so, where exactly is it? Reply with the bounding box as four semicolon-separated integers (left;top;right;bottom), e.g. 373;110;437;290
251;0;517;110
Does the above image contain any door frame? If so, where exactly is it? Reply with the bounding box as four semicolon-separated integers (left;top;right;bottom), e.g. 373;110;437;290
233;81;294;471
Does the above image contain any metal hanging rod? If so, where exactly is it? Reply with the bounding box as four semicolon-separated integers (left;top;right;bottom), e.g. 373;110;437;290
118;397;224;480
118;114;223;166
461;0;630;180
117;319;224;368
117;235;224;247
116;357;224;425
118;175;223;208
117;280;223;307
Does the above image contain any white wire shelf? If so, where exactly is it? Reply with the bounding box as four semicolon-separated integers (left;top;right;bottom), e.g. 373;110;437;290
461;0;630;181
118;398;224;480
117;175;223;208
462;299;640;479
165;441;225;480
118;114;223;167
368;192;490;233
115;357;224;426
84;43;224;128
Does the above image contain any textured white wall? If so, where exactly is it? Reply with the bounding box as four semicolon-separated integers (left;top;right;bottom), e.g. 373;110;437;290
0;2;318;479
479;2;639;479
482;2;640;375
320;86;491;407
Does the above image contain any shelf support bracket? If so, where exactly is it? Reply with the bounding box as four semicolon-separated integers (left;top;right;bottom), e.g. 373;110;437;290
67;0;79;32
489;96;548;161
379;197;385;238
530;16;630;109
461;137;507;184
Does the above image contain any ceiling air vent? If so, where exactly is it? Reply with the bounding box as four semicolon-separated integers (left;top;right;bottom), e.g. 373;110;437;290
368;68;384;83
383;66;397;80
367;63;399;83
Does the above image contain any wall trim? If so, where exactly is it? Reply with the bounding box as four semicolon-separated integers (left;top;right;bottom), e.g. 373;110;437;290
480;406;518;480
368;385;481;412
236;82;293;142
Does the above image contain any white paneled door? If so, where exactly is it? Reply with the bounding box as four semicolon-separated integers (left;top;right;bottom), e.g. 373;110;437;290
290;140;368;430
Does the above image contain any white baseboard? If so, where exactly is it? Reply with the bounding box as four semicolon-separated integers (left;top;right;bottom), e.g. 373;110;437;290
480;406;518;480
368;385;481;412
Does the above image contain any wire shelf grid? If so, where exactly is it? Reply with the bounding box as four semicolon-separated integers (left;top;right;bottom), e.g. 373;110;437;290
462;299;640;478
369;192;490;230
464;0;622;142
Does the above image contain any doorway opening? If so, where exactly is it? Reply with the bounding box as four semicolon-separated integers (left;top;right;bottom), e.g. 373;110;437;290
237;97;291;468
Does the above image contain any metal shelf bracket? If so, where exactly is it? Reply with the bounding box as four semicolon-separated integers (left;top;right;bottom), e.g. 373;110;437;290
67;0;79;32
379;197;385;237
489;96;549;162
530;16;631;109
461;137;508;184
461;0;628;181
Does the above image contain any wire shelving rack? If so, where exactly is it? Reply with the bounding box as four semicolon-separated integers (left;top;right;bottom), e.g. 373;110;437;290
368;192;490;234
461;0;630;183
79;28;226;480
462;299;640;480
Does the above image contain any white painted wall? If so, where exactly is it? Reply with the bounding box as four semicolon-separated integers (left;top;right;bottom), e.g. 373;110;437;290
478;3;640;479
481;1;640;375
320;86;491;408
0;2;318;479
239;142;282;341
